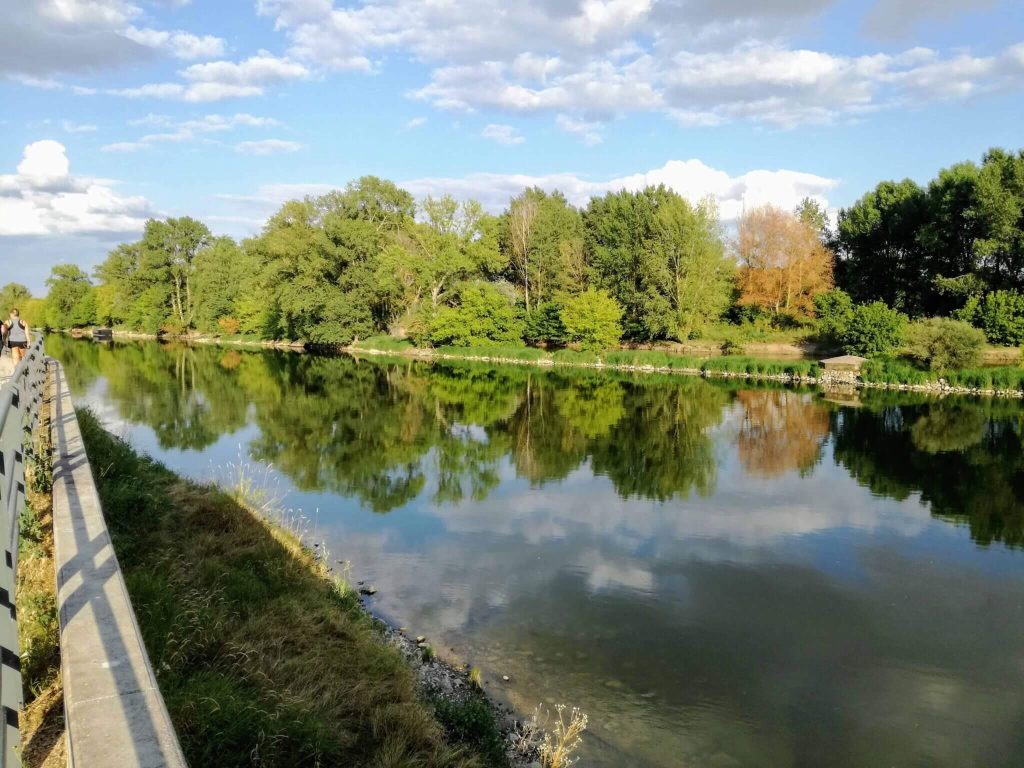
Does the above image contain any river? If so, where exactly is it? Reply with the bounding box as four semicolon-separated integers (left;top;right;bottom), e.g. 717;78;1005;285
47;336;1024;768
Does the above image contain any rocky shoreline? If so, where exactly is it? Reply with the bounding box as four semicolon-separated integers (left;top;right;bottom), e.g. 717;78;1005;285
378;617;541;767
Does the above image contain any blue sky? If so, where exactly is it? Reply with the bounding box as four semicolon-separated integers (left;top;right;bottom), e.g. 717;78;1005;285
2;0;1023;293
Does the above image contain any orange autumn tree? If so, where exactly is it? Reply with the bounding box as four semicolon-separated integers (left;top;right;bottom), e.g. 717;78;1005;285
736;204;834;317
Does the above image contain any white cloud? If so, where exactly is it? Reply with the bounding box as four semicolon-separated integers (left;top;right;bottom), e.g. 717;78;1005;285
123;27;227;60
401;159;837;220
481;123;525;145
62;120;98;133
556;114;603;145
102;113;283;151
234;139;303;155
0;140;153;236
0;0;222;79
103;52;311;102
101;141;147;152
180;53;310;86
214;158;837;234
404;116;428;130
256;0;1024;131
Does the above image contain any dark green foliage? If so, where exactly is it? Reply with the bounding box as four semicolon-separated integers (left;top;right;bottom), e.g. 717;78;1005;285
813;288;854;342
842;301;908;356
959;289;1024;345
583;185;731;341
524;302;568;345
433;696;509;767
905;317;986;370
833;148;1024;316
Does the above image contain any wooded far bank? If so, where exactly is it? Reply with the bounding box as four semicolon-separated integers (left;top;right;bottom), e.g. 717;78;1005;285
8;147;1024;369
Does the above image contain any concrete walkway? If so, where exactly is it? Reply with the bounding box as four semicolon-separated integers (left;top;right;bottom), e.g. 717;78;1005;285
50;362;187;768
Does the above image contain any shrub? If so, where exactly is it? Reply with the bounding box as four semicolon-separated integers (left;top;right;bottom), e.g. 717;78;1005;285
904;317;985;370
720;339;744;356
559;289;623;352
842;301;907;356
959;289;1024;346
217;316;241;336
429;282;525;347
524;302;568;345
813;288;854;342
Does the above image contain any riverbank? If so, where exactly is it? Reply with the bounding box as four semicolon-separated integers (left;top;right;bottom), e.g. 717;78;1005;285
75;408;543;768
346;343;1024;399
71;329;1024;398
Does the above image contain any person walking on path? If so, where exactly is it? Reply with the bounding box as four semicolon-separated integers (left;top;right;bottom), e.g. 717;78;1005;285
4;308;31;365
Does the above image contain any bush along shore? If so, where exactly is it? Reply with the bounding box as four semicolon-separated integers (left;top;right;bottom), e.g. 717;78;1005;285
76;408;563;768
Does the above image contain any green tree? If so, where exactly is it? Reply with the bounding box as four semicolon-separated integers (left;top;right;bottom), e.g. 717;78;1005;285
959;289;1024;345
585;185;729;340
795;197;830;240
143;217;213;330
559;288;623;351
648;195;733;339
192;237;251;332
249;195;380;343
524;302;568;345
842;301;908;356
974;149;1024;289
44;264;96;328
905;317;985;370
0;283;31;314
429;281;525;347
834;179;930;314
374;195;498;330
814;288;855;342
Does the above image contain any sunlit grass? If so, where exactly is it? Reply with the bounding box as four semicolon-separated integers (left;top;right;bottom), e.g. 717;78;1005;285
77;407;494;768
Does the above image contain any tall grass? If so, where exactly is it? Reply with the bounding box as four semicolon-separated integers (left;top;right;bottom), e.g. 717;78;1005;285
861;358;1024;390
700;356;817;377
76;408;492;768
351;335;414;352
437;345;550;361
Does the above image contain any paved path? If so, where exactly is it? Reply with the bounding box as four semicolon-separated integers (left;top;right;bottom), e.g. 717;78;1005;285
50;362;187;768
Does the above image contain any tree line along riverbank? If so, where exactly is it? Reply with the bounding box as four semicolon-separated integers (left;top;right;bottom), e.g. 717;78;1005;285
7;146;1024;381
69;407;565;768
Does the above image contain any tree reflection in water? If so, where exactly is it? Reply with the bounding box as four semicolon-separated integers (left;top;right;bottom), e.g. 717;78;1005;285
48;335;1024;546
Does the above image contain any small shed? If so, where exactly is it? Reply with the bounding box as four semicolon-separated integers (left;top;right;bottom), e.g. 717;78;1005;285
819;355;867;372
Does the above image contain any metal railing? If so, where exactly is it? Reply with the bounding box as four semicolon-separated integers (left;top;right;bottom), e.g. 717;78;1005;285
0;339;47;765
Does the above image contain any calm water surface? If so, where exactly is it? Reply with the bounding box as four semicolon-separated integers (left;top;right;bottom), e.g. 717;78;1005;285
48;337;1024;768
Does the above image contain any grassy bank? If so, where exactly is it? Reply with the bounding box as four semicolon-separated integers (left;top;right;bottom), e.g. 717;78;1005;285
17;367;65;768
76;408;510;768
